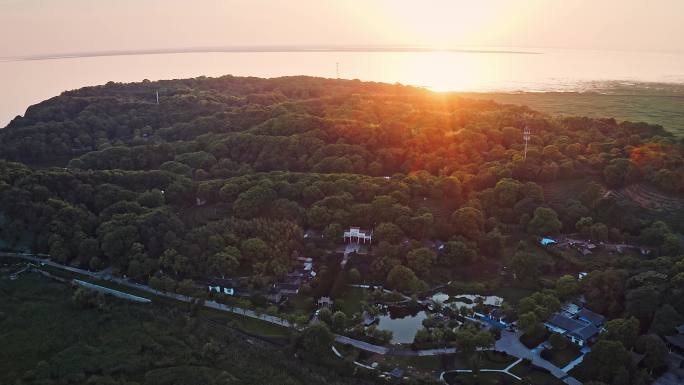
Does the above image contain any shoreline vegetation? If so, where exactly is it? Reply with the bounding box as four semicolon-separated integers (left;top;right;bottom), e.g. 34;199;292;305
464;85;684;137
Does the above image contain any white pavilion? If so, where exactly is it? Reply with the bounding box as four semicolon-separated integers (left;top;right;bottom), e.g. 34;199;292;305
343;227;372;244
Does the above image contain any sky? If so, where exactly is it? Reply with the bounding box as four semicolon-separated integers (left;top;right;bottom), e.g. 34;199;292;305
1;0;683;57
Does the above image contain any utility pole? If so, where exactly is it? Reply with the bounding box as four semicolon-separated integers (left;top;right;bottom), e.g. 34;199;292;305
336;62;340;79
523;126;531;160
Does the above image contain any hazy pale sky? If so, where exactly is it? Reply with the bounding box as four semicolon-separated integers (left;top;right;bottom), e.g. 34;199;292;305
1;0;683;57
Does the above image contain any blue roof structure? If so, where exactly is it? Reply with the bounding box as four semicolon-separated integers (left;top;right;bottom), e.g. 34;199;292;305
540;237;557;246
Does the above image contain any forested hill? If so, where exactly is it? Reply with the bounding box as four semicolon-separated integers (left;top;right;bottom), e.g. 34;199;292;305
0;75;682;289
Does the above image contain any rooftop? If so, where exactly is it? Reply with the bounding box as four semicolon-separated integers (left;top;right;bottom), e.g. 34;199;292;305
275;282;300;292
568;323;600;341
540;237;557;246
665;334;684;350
546;313;587;333
576;308;606;326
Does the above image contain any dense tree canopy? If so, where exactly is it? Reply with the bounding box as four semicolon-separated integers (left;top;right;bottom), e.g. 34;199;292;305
0;76;682;342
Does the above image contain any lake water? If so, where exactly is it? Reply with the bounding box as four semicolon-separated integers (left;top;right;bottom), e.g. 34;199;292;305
377;308;428;344
2;47;684;127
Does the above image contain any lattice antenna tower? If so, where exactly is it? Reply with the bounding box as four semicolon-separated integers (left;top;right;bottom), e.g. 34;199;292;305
156;91;159;105
336;62;340;79
523;126;531;160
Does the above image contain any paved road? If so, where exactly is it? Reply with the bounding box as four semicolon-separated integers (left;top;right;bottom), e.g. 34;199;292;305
562;349;588;372
495;330;582;385
6;253;451;356
335;335;390;354
440;357;524;382
334;335;459;357
4;253;295;328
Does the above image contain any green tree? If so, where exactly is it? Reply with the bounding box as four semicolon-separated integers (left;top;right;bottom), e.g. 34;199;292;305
331;311;348;332
374;222;404;244
233;184;276;218
580;182;603;208
160;248;189;276
650;304;681;336
318;307;332;325
625;287;660;326
575;340;631;384
78;237;100;262
208;246;241;277
322;223;343;243
240;238;268;262
527;207;562;235
554;275;580;301
386;265;426;293
636;334;669;373
296;324;334;365
518;312;545;339
639;221;671;247
576;217;594;238
176;279;198;297
454;327;495;357
549;333;568;350
603;158;636;188
149;276;164;292
602;317;640;349
137;189;165;207
590;222;609;242
440;240;476;265
510;250;541;282
451;207;485;241
517;291;560;326
406;247;436;277
347;268;361;283
584;270;627;317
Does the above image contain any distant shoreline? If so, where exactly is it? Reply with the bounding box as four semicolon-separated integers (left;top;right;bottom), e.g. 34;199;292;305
0;45;541;62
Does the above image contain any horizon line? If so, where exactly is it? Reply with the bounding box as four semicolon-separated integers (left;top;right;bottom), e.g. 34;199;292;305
0;45;542;62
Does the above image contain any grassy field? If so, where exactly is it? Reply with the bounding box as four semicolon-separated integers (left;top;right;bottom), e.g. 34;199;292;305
334;286;367;316
0;273;368;385
12;261;294;340
509;360;567;385
376;351;517;374
444;371;524;385
197;307;292;339
375;354;449;372
461;87;684;137
546;345;581;369
453;351;519;371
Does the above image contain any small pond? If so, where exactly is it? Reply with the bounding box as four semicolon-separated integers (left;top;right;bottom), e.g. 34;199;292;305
431;293;504;309
376;307;428;344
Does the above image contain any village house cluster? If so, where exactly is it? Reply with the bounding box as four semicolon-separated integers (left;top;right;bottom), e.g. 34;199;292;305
204;256;315;304
539;235;651;256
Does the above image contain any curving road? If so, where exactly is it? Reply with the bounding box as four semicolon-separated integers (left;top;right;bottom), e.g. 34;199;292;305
495;330;582;385
3;252;582;384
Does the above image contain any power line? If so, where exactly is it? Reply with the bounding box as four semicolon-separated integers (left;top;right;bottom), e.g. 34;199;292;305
523;126;531;160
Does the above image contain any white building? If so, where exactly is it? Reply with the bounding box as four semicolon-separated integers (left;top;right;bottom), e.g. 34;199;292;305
343;227;372;244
